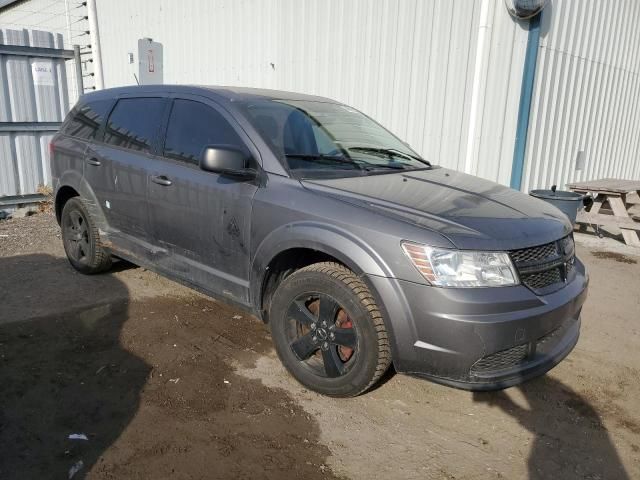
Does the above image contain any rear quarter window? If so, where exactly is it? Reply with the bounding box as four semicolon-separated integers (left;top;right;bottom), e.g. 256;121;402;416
60;99;112;140
103;97;166;153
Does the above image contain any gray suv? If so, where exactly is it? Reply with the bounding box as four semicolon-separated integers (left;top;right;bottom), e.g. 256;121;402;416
51;85;588;397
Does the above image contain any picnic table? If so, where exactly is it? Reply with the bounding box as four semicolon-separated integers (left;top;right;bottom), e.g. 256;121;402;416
567;178;640;247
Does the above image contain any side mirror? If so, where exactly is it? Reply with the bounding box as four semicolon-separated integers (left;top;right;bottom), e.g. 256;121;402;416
200;145;257;179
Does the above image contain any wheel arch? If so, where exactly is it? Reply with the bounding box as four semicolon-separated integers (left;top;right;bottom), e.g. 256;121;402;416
55;185;79;224
54;171;108;230
250;222;394;321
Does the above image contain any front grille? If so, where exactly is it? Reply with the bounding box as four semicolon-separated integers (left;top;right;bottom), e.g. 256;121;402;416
471;324;565;375
510;242;558;264
470;343;529;374
521;268;562;289
510;235;575;292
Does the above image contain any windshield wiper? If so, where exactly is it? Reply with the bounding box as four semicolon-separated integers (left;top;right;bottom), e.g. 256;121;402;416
362;164;407;171
348;147;431;167
284;153;363;169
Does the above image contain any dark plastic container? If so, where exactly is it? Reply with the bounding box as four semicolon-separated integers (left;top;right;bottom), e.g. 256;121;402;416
530;187;585;224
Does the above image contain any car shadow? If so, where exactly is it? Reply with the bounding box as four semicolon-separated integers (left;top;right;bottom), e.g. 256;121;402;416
0;254;149;480
473;375;630;479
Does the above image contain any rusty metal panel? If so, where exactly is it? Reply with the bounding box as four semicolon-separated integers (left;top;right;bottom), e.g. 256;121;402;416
0;28;69;198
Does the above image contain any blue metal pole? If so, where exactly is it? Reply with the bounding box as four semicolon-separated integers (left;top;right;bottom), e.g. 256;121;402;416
510;13;541;191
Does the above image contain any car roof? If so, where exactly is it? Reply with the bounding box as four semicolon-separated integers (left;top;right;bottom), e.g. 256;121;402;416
80;84;339;104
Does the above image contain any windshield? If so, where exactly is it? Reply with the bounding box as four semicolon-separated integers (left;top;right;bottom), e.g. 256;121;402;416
237;99;430;178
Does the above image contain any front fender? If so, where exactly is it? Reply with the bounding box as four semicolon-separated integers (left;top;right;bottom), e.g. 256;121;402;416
250;221;394;305
250;221;403;362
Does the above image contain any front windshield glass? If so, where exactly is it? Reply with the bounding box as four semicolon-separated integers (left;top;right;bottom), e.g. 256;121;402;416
237;99;430;178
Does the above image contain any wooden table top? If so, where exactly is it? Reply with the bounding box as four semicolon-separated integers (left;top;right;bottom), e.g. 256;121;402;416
566;178;640;194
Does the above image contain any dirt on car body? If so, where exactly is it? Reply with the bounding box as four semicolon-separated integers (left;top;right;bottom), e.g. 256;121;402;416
1;212;639;479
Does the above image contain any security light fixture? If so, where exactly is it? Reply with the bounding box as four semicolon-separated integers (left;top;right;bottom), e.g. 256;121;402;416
505;0;547;19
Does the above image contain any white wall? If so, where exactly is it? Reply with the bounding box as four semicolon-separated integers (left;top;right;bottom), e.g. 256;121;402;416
5;0;640;189
522;0;640;191
95;0;529;185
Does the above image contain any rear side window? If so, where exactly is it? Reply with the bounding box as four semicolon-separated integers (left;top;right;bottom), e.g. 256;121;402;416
163;99;247;165
103;97;166;153
61;99;112;140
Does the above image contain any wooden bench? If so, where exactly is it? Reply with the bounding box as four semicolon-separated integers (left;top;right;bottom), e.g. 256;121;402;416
567;178;640;247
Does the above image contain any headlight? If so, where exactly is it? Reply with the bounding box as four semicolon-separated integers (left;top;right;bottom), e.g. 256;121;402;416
401;242;519;288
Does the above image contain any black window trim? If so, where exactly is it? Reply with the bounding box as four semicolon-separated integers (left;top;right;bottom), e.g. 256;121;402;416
92;94;171;156
60;97;115;142
158;94;262;171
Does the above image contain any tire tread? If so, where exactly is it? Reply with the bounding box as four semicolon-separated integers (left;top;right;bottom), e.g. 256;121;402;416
62;197;112;274
293;261;392;396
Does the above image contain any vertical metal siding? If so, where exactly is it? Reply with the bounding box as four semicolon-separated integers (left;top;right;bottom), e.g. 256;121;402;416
522;0;640;191
96;0;528;183
0;28;68;197
474;3;528;185
0;0;90;101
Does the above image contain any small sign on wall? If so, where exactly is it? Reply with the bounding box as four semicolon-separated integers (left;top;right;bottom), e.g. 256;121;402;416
138;38;163;85
31;60;55;86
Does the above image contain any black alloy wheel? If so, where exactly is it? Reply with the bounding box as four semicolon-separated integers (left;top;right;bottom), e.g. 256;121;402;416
269;262;391;397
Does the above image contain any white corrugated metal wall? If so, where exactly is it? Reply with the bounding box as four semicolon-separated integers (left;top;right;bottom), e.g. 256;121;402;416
4;0;640;190
522;0;640;191
0;28;70;197
0;0;94;103
95;0;529;185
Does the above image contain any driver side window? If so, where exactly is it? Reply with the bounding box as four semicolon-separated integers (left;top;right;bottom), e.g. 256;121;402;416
163;99;248;165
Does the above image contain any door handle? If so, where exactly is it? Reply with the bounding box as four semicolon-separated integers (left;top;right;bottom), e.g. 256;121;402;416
86;157;101;166
151;175;172;186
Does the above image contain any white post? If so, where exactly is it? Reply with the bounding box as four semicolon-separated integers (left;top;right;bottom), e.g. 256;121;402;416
464;0;493;175
87;0;104;89
64;0;79;99
63;0;72;48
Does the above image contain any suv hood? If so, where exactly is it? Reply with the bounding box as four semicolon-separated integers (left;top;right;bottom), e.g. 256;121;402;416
302;168;572;250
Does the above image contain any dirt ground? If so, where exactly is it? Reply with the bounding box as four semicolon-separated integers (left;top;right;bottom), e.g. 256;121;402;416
1;211;639;480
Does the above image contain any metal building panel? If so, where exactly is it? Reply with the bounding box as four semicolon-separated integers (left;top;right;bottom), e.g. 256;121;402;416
0;133;18;197
4;29;37;122
0;28;70;197
14;133;40;194
475;4;528;185
29;30;63;122
522;0;640;191
39;132;54;186
95;0;529;185
5;0;634;191
0;31;10;122
0;0;88;103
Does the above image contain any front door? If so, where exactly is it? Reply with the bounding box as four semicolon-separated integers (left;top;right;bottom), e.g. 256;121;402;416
147;97;259;304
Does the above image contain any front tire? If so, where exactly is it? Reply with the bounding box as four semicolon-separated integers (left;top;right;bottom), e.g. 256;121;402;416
269;262;392;397
61;197;112;274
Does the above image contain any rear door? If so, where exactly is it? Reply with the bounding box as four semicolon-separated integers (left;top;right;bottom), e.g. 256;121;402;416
147;96;259;303
85;96;168;240
54;98;112;189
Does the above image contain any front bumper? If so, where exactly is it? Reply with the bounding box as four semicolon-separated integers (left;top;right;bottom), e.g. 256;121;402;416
367;258;588;390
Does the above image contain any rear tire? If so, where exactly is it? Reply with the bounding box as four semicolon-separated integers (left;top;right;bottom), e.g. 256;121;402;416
61;197;112;274
269;262;391;397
